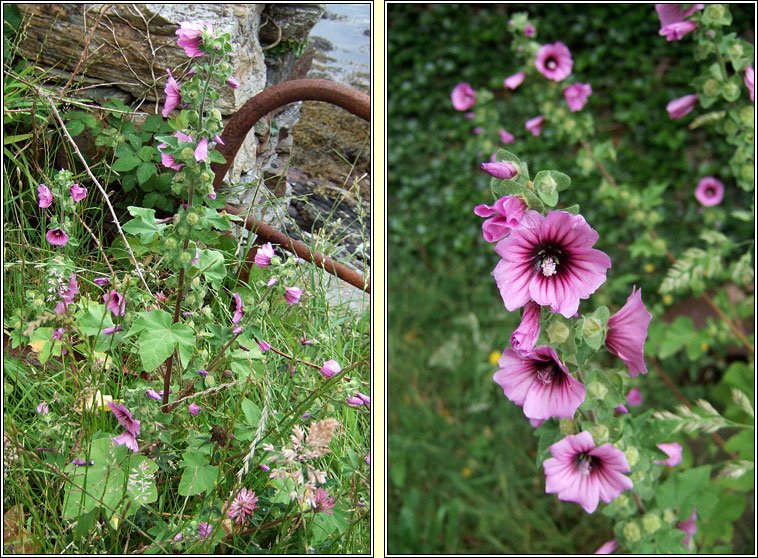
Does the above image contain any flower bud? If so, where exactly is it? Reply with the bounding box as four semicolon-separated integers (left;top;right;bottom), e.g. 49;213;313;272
185;212;199;226
582;316;603;339
741;164;754;182
164;237;178;251
190;277;201;289
703;78;720;97
727;43;744;60
704;4;726;22
179;251;193;265
624;446;639;468
623;521;642;543
662;508;677;524
587;381;608;400
722;81;739;100
630;470;645;484
181;147;195;160
205;374;216;387
546;320;570;344
588;423;609;444
642;512;661;534
652;238;666;253
177;225;190;237
739;105;753;124
559;418;577;435
211;109;222;121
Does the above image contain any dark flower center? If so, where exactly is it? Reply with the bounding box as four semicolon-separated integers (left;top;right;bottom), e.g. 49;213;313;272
575;452;594;476
705;186;717;197
546;57;557;70
534;246;564;277
536;360;561;384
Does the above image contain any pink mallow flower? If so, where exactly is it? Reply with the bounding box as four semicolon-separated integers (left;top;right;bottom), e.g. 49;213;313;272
627;388;643;406
492;210;612;318
188;402;202;415
69;184;87;202
232;292;243;324
108;401;140;436
52;328;65;341
93;277;109;287
594;540;619;554
535;42;573;82
194;137;208;162
694;176;724;207
504;71;525;90
227;487;258;524
543;431;633;514
46;228;69;246
474;195;527;243
176;21;214;58
255;242;275;267
744;65;754;101
493;345;585;420
104;289;126;317
451;82;476;111
284;286;302;305
499;128;515;144
606;286;652;377
113;431;139;453
659;20;697;41
525;115;546;136
481;161;518;180
677;508;697;548
37;184;53;208
654;442;683;467
666;94;699;119
57;273;79;312
257;340;271;353
510;301;541;355
524;24;535;37
104;325;123;335
37;401;49;415
162;69;182;117
146;388;162;401
158;131;193;170
563;83;592;112
655;4;704;28
320;359;341;379
227;75;240;89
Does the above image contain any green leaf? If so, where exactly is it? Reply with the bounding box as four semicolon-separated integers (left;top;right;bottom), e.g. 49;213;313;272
136;162;157;185
122;206;166;243
138;327;175;373
136;146;157;162
112;155;142;172
65;119;85;137
170;322;195;369
196;249;227;290
141;114;163;132
178;452;218;496
208;150;226;164
533;171;559;206
658;316;695;359
241;398;262;428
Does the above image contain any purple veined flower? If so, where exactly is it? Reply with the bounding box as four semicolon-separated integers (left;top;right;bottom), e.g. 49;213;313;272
504;71;526;90
492;210;612;318
162;69;181;117
510;301;541;355
176;21;215;58
158;144;183;170
564;83;592;112
207;191;217;200
473;195;527;243
188;402;202;416
493;345;585;420
257;339;271;353
524;23;535;37
300;334;314;346
233;326;244;334
113;431;139;453
543;431;633;514
346;395;364;406
146;388;162;401
535;42;573;82
52;328;66;341
37;184;53;208
320;359;341;379
103;325;123;335
529;418;545;428
655;3;704;28
260;463;271;472
197;522;213;539
59;273;79;305
464;111;475;119
677;508;697;547
108;401;141;436
103;289;126;317
226;75;240;89
451;82;476;111
365;451;370;465
194;137;209;162
213;134;225;146
627;388;642;406
267;277;277;287
191;249;200;266
356;392;371;405
473;127;483;135
694;176;724;207
654;442;683;467
481;161;518;180
93;277;109;287
606;286;652;377
173;533;184;542
232;292;243;324
46;228;69;246
498;128;515;144
744;65;754;102
198;369;208;377
71;459;95;466
284;286;302;305
525;115;546;136
255;242;275;267
666;94;699;119
175;131;193;143
614;403;629;414
311;487;335;514
226;487;258;524
594;539;619;554
36;401;49;415
659;20;697;41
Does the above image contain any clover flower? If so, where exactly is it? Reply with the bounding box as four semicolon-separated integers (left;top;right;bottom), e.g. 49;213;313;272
284;286;302;305
563;83;592;112
104;289;126;317
525;115;546;136
543;431;633;514
504;71;525;90
654;442;682;467
320;359;341;379
37;184;53;208
176;21;214;58
510;301;541;355
494;345;585;420
46;228;69;246
310;488;335;514
473;195;526;243
694;176;724;207
666;94;699;119
255;242;275;267
451;82;476;111
606;286;652;377
162;69;181;117
227;487;258;524
481;161;518;180
535;42;573;81
197;522;213;539
492;210;612;318
498;128;515;144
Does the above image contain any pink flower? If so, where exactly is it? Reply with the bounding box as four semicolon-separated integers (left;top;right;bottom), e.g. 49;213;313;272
59;273;79;305
257;340;271;353
104;289;126;317
37;184;53;208
347;395;364;406
52;328;65;341
162;69;182;117
744;65;754;102
71;459;94;466
654;442;683;467
198;369;208;377
655;4;704;28
498;128;515;144
213;135;225;145
473;127;483;135
173;533;183;542
227;487;258;524
626;388;643;406
543;431;633;513
93;277;109;287
311;488;335;514
563;83;592;112
492;210;612;318
255;242;275;267
103;325;123;335
606;286;652;377
504;71;525;90
510;301;541;355
464;111;475;119
365;452;370;465
36;401;49;415
108;401;140;436
524;24;535;37
614;404;629;414
188;402;202;415
451;82;476;111
207;191;217;200
666;94;699;119
474;195;527;243
694;176;724;207
525;115;546;136
176;21;214;58
194;137;208;162
300;334;314;346
535;42;573;82
677;508;697;547
231;292;243;324
197;522;212;539
46;228;69;246
146;388;162;401
481;161;518;180
284;286;302;305
494;345;584;420
594;539;619;554
320;359;341;379
529;418;545;428
113;431;139;453
227;75;240;89
659;20;697;41
158;145;182;170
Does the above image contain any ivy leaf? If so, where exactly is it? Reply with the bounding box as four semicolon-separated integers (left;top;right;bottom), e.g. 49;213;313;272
122;206;166;243
112;155;142;172
136;162;157;185
138;327;175;373
208;150;226;164
196;249;227;290
178;451;218;496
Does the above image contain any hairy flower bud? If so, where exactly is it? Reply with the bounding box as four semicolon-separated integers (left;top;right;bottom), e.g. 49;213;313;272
624;446;640;468
181;147;195;160
587;381;608;401
164;237;178;251
185;212;199;226
663;508;677;524
179;250;193;265
546;320;570;344
190;277;201;289
582;316;603;339
703;78;720;97
559;418;577;435
588;423;609;444
642;512;661;534
623;521;642;543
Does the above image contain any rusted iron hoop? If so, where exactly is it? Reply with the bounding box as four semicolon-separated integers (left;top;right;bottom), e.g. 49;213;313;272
211;79;371;294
